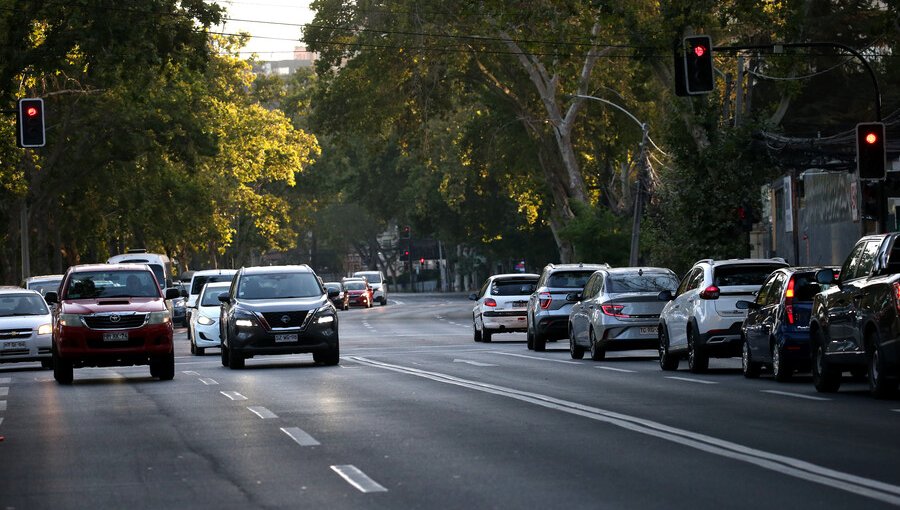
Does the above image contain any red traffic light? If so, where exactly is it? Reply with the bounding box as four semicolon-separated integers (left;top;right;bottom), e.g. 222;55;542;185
25;107;39;117
17;98;45;148
856;122;886;179
419;258;425;264
865;132;878;144
693;45;706;57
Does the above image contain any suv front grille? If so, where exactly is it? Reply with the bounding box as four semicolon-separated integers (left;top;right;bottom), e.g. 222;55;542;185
83;313;148;330
260;311;309;330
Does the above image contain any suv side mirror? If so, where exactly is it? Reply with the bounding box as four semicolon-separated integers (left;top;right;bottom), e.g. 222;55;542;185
327;288;340;298
217;292;230;303
45;291;58;305
815;268;836;285
735;300;759;310
468;293;478;301
657;290;674;301
565;292;581;302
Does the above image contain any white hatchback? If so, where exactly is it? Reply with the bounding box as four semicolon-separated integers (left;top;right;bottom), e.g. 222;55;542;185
0;288;53;368
470;273;540;342
189;281;231;355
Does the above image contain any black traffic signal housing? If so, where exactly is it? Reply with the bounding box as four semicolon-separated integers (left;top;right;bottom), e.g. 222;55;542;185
401;225;411;239
17;98;45;148
856;122;886;180
683;36;714;94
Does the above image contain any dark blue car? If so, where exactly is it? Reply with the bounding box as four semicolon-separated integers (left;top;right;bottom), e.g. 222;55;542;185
738;266;838;381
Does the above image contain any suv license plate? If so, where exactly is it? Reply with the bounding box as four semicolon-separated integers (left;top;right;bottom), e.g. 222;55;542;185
639;326;657;336
275;334;298;343
103;332;129;342
2;340;26;350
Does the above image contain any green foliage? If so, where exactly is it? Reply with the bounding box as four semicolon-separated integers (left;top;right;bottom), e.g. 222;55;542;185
558;201;631;267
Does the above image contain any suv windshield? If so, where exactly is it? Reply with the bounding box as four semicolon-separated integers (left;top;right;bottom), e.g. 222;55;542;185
65;270;160;299
237;273;321;300
491;280;536;296
607;273;678;293
192;274;234;294
713;265;785;287
547;271;595;289
0;294;49;316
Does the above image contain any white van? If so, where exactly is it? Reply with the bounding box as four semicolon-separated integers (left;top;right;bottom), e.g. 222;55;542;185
352;270;388;305
107;249;175;289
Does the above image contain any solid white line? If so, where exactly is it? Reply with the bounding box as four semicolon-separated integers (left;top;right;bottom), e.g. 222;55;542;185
247;406;278;419
220;391;247;401
598;366;637;373
182;371;200;376
492;351;583;365
0;387;8;397
281;426;320;446
199;378;218;386
891;409;900;413
331;465;388;493
0;377;10;384
761;390;831;401
0;401;6;411
666;376;718;385
347;356;900;506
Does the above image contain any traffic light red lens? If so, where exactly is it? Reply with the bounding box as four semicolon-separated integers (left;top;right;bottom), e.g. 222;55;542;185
26;107;38;117
865;133;878;144
694;45;706;57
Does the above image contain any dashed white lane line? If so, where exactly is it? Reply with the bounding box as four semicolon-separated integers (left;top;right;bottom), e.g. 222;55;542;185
761;390;831;401
0;401;6;411
597;366;637;373
221;391;247;401
0;387;8;397
665;376;718;385
199;378;218;385
0;377;10;384
281;427;320;446
891;409;900;413
492;352;583;365
453;359;497;367
247;406;278;419
331;465;388;493
182;371;200;376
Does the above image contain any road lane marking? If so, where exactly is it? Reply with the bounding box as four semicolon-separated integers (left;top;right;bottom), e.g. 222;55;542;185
199;378;218;385
331;465;388;493
182;371;200;376
348;355;900;506
665;376;718;385
221;391;247;401
281;427;320;446
247;406;278;419
453;359;497;367
492;352;583;365
761;390;831;401
0;387;8;397
0;377;10;384
597;366;637;373
0;401;6;411
892;409;900;413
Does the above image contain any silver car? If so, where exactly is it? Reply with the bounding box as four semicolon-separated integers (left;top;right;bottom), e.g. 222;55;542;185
0;288;53;368
567;268;678;361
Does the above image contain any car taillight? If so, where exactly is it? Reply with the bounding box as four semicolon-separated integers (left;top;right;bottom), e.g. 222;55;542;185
601;304;628;318
484;298;497;307
699;285;720;300
785;277;795;325
539;292;552;309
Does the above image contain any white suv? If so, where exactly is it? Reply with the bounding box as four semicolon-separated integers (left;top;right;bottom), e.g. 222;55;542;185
352;270;388;305
657;258;788;373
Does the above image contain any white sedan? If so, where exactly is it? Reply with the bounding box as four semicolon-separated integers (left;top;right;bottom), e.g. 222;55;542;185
470;273;540;343
0;288;53;368
189;281;231;355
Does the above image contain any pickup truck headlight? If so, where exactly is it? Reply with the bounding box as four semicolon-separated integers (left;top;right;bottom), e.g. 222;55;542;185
147;311;171;325
197;315;215;326
58;313;83;327
37;323;52;335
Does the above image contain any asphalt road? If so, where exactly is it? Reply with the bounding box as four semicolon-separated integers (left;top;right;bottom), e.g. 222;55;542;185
2;293;900;509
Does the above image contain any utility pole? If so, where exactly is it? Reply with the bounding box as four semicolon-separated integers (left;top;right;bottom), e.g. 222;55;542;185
629;123;650;266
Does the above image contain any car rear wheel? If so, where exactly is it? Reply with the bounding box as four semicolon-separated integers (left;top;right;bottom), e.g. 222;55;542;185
812;339;840;393
658;325;679;371
150;352;175;380
868;337;899;399
569;329;585;360
221;343;230;367
741;339;761;378
314;342;340;366
53;350;73;385
687;328;708;374
482;329;493;343
772;344;792;382
526;323;535;350
589;328;606;361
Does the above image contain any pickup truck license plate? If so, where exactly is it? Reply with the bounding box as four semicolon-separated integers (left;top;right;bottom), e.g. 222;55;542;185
639;326;657;336
2;340;26;350
275;334;298;343
102;332;129;342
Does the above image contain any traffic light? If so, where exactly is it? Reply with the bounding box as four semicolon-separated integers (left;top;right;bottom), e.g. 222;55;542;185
17;98;45;148
683;36;714;94
856;122;886;180
401;226;411;239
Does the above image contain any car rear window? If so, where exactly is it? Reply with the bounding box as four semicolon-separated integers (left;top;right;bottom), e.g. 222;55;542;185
713;265;785;287
27;280;61;296
355;272;382;283
790;274;823;302
546;271;595;289
344;281;367;291
607;273;678;293
491;280;537;296
192;274;234;294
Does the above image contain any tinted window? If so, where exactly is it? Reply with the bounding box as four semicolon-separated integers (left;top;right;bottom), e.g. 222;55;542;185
0;294;49;316
344;281;368;291
712;265;784;287
546;271;595;289
676;269;699;296
766;273;787;306
852;241;880;280
355;272;382;283
491;280;537;296
755;274;777;305
840;242;865;282
790;273;822;302
192;274;235;295
200;286;229;306
27;280;61;296
238;273;322;299
606;273;678;293
324;283;341;292
65;270;160;299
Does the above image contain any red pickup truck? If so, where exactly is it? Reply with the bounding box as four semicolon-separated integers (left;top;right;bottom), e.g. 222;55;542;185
45;264;179;384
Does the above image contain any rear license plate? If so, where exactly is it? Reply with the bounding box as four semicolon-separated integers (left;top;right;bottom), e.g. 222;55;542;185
512;301;528;307
275;334;298;343
102;332;128;342
2;340;26;350
639;326;657;336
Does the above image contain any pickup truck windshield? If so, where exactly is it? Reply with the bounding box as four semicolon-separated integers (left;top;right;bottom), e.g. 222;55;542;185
65;270;160;299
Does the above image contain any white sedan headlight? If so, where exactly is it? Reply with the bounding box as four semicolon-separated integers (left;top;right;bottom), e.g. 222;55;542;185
197;315;215;326
37;323;52;335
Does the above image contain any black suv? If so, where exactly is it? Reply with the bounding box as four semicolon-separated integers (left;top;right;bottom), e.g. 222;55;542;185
218;265;339;369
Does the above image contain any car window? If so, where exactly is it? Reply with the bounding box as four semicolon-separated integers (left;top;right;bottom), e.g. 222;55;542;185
852;240;880;280
27;280;61;296
712;264;784;287
65;270;160;299
689;269;705;291
755;273;775;305
0;294;49;316
356;272;382;283
192;274;235;295
491;280;536;296
200;286;228;306
606;273;678;294
840;242;865;282
580;274;600;299
791;273;822;302
767;273;787;306
344;281;368;291
676;268;698;296
237;273;322;299
546;271;595;289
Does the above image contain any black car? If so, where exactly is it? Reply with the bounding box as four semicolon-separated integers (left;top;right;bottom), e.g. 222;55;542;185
738;266;837;381
324;281;349;310
218;265;340;369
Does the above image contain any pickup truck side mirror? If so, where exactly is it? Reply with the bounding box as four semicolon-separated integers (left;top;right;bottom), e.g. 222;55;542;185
164;288;181;300
45;291;59;305
815;268;836;285
217;292;230;303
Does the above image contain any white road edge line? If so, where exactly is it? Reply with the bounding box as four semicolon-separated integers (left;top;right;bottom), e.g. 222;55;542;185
347;356;900;506
331;465;388;493
0;400;6;411
199;378;218;386
665;376;718;385
281;427;320;446
761;390;831;401
0;387;8;397
492;351;583;365
597;366;637;373
182;370;200;376
247;406;278;419
220;391;247;401
0;377;10;384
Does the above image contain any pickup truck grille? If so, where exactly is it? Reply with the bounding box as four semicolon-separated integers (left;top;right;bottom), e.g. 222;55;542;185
83;313;148;330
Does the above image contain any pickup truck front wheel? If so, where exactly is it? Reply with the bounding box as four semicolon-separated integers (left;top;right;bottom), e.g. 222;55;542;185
868;338;899;399
812;341;841;393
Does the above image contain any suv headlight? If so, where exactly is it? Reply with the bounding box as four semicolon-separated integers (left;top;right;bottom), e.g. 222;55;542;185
313;307;336;325
234;310;257;328
197;315;215;326
148;311;171;324
58;313;83;327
